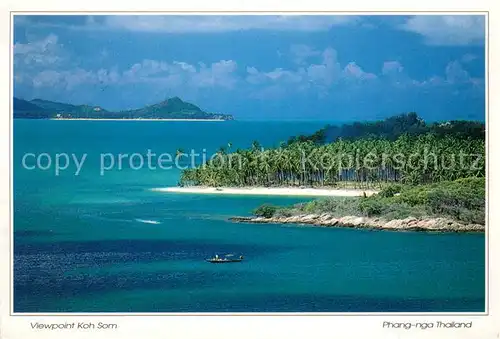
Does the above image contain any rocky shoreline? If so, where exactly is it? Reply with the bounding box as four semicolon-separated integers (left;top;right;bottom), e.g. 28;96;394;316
229;214;485;233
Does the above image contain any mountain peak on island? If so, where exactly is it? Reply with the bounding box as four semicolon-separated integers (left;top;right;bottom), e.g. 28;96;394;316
148;96;203;113
165;96;183;102
157;96;183;105
13;96;234;121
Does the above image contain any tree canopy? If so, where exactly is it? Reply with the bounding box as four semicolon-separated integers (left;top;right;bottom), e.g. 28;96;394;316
286;112;484;145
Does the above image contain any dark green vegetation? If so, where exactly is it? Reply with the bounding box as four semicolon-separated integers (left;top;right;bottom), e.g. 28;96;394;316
180;131;485;188
13;97;234;120
253;204;279;218
13;98;50;119
116;97;233;120
30;98;110;116
178;112;485;225
257;178;485;225
287;112;485;145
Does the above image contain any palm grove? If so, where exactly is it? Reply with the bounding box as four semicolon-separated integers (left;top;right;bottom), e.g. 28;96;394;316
179;113;486;226
180;113;485;189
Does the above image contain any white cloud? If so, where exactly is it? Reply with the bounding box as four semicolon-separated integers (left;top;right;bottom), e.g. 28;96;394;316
400;15;485;46
32;68;97;89
445;60;471;83
173;61;196;73
122;59;170;80
246;66;267;84
96;68;120;84
246;66;305;87
32;70;62;88
14;35;484;100
380;59;479;89
14;34;64;66
380;60;414;87
245;46;378;97
246;47;341;88
102;15;359;33
382;61;404;75
63;69;97;89
343;62;377;80
461;53;478;63
290;44;321;65
306;48;341;85
25;57;239;91
192;60;238;88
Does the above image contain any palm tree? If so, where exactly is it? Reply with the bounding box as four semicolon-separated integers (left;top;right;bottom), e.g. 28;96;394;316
179;130;484;189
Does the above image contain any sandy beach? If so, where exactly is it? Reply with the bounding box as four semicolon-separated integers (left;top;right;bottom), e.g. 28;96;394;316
152;186;379;197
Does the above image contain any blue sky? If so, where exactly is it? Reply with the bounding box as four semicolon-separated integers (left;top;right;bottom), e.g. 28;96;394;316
13;15;485;121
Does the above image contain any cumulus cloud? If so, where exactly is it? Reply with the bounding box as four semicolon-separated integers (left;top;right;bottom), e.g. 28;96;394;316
400;15;485;46
22;57;239;92
305;48;341;86
32;70;62;88
382;61;404;75
246;66;305;89
289;44;321;65
191;60;238;88
245;66;265;85
31;68;98;89
122;59;171;80
96;68;120;84
14;34;84;91
343;62;377;80
14;34;64;66
445;60;471;84
380;60;415;87
247;46;376;94
382;59;481;89
13;34;484;102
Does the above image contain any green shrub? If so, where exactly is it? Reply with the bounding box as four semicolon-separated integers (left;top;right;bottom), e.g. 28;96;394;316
455;208;485;225
301;197;360;217
274;208;295;217
397;187;430;206
303;200;319;213
253;204;278;218
254;177;485;225
378;184;404;198
358;198;385;216
381;203;429;220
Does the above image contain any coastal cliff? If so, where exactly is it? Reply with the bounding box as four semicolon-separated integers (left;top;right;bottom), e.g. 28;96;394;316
230;215;485;233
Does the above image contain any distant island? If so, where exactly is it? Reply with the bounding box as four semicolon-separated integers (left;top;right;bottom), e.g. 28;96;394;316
13;96;234;121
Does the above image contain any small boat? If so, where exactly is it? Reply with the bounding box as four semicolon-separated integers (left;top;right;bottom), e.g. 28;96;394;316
206;254;244;263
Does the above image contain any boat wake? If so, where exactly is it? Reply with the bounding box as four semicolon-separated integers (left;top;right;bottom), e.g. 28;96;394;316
135;219;161;225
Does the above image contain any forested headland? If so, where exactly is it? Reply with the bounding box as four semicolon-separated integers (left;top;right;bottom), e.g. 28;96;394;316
180;113;485;189
178;112;486;229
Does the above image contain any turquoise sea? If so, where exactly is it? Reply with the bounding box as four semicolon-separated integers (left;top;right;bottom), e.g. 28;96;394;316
13;120;485;312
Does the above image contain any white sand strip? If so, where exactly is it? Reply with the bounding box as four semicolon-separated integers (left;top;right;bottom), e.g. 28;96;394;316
151;187;378;197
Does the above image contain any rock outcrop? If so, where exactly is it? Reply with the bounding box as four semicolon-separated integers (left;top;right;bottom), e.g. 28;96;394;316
229;214;484;233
